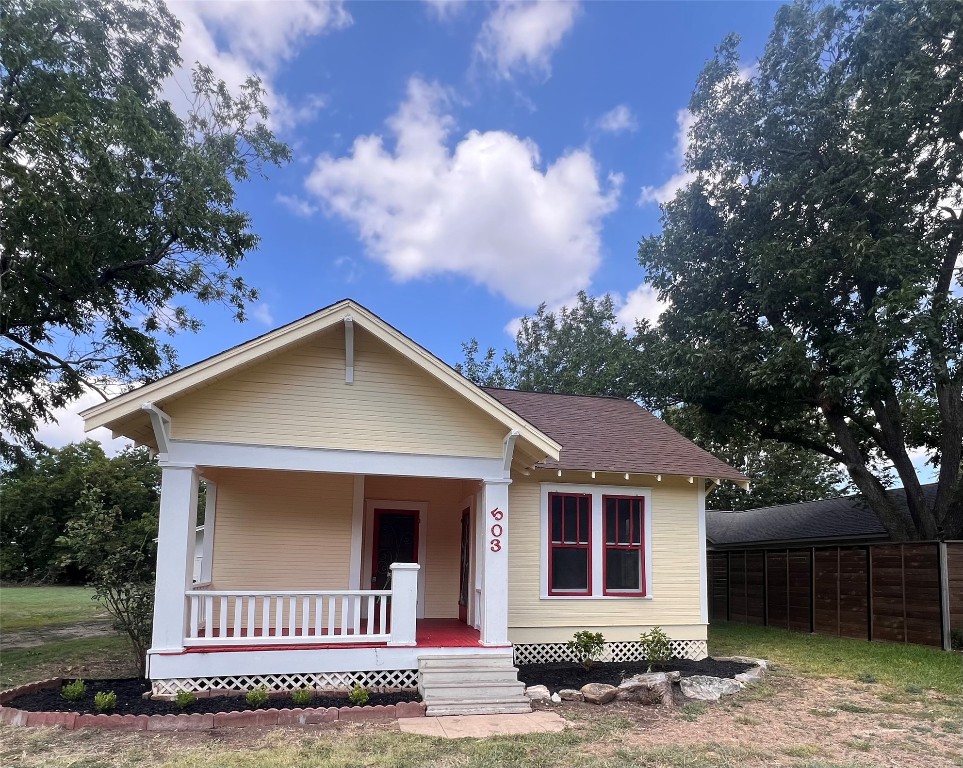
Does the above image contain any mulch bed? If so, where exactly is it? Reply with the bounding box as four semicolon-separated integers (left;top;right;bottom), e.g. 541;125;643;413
516;658;753;690
8;679;420;716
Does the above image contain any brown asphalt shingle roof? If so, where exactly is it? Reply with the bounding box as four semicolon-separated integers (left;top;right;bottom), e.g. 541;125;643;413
482;388;748;483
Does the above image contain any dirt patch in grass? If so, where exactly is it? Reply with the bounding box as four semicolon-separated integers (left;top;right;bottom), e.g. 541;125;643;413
2;619;114;649
10;678;421;715
516;658;753;689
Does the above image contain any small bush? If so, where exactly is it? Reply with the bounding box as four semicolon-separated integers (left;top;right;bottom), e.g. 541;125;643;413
175;691;197;710
566;630;606;670
291;687;313;707
639;626;673;671
245;685;269;708
61;679;86;702
94;690;117;713
348;685;369;706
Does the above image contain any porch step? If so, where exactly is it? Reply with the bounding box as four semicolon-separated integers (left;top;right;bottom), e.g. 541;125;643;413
418;654;531;716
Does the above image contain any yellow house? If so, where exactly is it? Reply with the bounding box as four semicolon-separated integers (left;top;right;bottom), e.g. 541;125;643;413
81;299;747;714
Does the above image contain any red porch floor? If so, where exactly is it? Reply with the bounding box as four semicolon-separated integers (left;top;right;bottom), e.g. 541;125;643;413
186;619;481;653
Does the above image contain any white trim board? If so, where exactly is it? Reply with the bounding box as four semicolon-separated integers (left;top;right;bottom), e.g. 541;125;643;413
362;499;428;619
538;483;653;601
165;439;504;480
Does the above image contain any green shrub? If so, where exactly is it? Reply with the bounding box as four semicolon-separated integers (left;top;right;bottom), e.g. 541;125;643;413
175;690;197;710
566;630;606;670
245;685;269;708
639;626;673;671
94;690;117;713
61;679;86;702
348;685;369;706
291;687;313;707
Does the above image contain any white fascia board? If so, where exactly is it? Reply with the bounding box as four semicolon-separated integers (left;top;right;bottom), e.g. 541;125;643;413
166;439;504;480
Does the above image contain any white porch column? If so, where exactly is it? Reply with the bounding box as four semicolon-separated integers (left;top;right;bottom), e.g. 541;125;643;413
387;562;420;646
150;463;199;654
480;478;511;646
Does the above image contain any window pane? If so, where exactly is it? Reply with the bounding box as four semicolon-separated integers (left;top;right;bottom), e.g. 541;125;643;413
578;498;590;544
563;496;578;543
631;500;642;544
605;503;616;545
552;548;589;591
551;505;562;543
606;549;640;591
617;500;632;544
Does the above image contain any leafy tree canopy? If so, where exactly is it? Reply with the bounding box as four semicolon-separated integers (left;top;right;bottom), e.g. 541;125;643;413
0;0;290;462
0;439;160;582
458;293;846;510
638;0;962;538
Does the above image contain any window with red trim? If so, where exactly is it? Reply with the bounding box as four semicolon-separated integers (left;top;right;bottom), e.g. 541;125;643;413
603;495;645;595
548;492;591;595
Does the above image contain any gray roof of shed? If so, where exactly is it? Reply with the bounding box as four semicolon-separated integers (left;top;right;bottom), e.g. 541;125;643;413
705;483;938;546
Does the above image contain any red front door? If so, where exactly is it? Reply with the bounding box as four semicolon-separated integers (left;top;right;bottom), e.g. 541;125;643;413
458;507;471;623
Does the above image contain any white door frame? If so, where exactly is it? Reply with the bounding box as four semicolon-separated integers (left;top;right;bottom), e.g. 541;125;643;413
362;499;428;619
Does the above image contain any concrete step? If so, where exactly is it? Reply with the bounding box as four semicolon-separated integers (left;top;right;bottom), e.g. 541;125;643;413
418;652;531;717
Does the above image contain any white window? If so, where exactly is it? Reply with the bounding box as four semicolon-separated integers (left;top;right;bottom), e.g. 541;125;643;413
539;483;652;599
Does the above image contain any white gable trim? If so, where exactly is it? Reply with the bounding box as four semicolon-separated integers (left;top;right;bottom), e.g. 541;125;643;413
81;300;560;459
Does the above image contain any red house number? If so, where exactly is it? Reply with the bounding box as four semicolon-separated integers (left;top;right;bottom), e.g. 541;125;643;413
490;508;504;552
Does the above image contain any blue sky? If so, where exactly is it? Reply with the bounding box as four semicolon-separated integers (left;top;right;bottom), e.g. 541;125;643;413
40;0;935;485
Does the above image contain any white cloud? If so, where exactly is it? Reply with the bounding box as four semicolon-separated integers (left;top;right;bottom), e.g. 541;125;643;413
638;108;696;206
614;284;667;329
32;391;132;456
251;303;274;326
475;0;580;80
306;77;620;307
276;192;319;217
595;104;636;134
165;1;350;128
424;0;468;20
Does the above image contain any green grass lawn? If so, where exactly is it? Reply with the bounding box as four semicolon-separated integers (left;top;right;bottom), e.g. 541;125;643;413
709;622;963;696
0;586;107;632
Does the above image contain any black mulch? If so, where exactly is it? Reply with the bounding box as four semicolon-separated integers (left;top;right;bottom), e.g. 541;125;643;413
516;658;753;690
9;679;421;716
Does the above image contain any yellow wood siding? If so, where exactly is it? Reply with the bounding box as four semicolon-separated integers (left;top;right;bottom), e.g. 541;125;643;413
208;468;354;590
163;326;507;457
364;476;475;619
507;474;703;639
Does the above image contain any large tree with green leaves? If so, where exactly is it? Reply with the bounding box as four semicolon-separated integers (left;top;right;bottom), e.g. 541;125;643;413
459;293;847;510
0;0;290;462
638;0;962;538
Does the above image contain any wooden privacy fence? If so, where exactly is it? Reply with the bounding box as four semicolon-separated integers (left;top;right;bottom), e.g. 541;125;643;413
707;541;963;650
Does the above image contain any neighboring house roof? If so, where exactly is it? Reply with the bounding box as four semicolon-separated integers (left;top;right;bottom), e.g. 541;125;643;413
705;483;939;547
81;299;561;459
483;388;749;484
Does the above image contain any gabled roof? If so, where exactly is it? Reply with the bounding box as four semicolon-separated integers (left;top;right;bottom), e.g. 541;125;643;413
81;299;562;459
705;484;938;547
483;388;749;483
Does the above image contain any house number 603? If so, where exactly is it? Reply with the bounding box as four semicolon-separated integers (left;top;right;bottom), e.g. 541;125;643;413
490;508;504;551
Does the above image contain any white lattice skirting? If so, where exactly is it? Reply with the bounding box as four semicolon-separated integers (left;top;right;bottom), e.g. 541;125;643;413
151;669;418;698
512;639;708;666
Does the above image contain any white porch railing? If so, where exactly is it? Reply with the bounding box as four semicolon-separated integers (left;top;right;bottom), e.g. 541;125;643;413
183;562;419;648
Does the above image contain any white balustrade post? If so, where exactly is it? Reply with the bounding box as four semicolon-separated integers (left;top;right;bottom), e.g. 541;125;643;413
386;563;420;646
150;463;199;654
480;479;511;646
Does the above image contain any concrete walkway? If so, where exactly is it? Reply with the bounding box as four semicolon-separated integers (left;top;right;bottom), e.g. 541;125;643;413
398;711;568;739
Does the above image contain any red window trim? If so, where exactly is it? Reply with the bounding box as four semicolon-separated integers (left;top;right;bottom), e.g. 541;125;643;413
602;495;646;597
547;492;592;596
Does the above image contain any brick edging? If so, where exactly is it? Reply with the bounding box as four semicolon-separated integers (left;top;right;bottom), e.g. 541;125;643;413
0;680;426;731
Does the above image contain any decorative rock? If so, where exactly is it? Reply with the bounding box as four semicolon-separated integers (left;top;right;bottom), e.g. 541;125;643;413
734;666;766;685
557;689;583;702
715;656;768;669
550;693;561;704
525;685;552;701
617;673;674;707
580;683;618;705
619;672;669;689
667;671;681;682
679;675;744;701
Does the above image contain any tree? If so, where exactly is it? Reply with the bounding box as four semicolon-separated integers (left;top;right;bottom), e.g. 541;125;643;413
638;0;962;538
0;440;160;581
458;293;846;509
58;482;157;675
0;0;290;462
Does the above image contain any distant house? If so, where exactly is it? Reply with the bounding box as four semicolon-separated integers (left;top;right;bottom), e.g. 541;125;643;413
81;299;746;711
706;484;939;550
